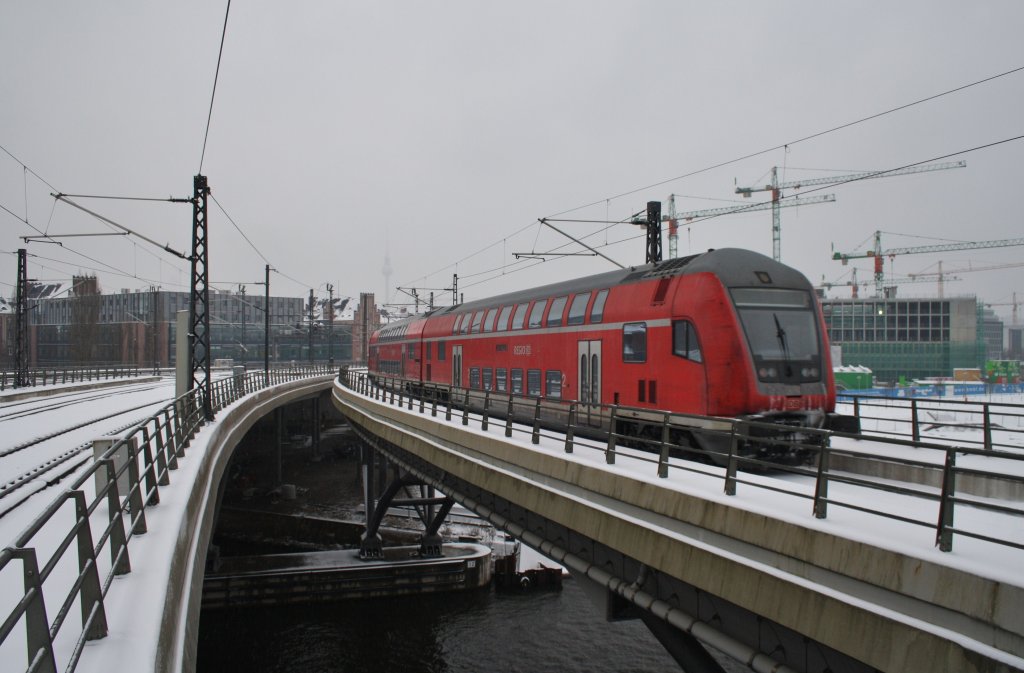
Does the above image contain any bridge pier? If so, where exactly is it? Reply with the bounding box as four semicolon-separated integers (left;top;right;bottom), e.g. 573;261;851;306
359;443;457;559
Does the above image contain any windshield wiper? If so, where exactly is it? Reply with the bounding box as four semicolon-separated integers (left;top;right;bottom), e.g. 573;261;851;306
773;313;793;377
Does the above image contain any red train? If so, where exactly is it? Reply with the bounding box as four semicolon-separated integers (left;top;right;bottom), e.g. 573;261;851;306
368;248;854;464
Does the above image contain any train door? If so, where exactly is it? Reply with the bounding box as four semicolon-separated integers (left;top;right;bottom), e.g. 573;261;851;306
577;340;602;426
452;345;463;388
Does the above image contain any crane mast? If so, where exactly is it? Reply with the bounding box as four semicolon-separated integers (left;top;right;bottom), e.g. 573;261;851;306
735;160;966;262
832;230;1024;297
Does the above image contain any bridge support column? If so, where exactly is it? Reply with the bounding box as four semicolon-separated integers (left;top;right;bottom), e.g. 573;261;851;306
360;443;383;559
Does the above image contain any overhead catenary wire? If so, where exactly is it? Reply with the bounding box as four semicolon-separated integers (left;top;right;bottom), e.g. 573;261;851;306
198;0;232;174
422;133;1024;302
400;64;1024;296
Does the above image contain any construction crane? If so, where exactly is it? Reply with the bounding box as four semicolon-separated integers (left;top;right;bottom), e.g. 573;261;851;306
985;293;1020;326
665;193;835;260
735;160;966;262
832;230;1024;298
908;260;1024;299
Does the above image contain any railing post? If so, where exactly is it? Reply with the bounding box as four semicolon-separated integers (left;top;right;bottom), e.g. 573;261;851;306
481;390;490;431
505;394;514;438
462;389;471;426
531;397;542;445
408;385;414;410
419;389;425;414
445;386;453;422
140;425;162;502
657;413;671;478
936;448;957;552
71;490;109;641
123;437;147;535
853;396;860;424
102;459;131;575
911;398;920;443
724;423;741;495
605;405;617;464
813;434;831;519
983;404;993;451
16;548;59;673
431;388;438;417
564;403;576;453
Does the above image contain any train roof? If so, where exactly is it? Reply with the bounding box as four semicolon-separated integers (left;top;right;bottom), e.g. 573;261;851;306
431;247;811;317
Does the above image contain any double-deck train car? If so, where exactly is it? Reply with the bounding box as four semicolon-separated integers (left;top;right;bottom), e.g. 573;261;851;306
368;248;853;464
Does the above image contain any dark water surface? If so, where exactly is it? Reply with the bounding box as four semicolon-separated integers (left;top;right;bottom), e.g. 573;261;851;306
196;578;720;673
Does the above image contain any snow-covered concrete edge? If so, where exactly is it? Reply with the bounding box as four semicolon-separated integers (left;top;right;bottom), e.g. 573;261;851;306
72;375;334;673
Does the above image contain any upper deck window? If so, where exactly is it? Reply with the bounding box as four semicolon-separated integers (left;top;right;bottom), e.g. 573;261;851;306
527;300;548;329
471;311;484;333
590;289;609;323
497;305;513;331
567;293;590;326
547;296;568;327
511;303;529;330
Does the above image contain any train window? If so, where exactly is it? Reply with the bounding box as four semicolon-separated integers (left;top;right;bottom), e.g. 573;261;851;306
437;341;446;361
483;309;497;332
622;322;647;363
511;369;524;394
672;320;703;363
471;311;485;333
497;305;513;331
426;342;432;361
567;292;590;325
483;368;493;390
496;368;508;392
527;369;542;396
511;303;529;330
469;367;481;389
546;296;568;327
545;370;562;398
453;314;463;335
590;289;609;323
528;300;548;329
407;343;416;359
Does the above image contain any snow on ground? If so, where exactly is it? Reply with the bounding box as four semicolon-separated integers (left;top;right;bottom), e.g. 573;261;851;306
1;380;1022;673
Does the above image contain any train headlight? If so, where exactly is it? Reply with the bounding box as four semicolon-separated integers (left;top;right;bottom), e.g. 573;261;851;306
758;367;777;379
800;367;820;378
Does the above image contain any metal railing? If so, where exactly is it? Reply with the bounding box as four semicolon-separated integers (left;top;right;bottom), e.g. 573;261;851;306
1;366;153;391
0;365;333;673
841;394;1024;454
343;371;1024;557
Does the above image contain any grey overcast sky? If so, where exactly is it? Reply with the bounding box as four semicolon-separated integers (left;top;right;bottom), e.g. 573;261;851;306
2;2;1023;321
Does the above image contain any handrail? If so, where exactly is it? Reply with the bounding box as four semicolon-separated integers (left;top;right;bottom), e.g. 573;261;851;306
0;365;333;673
840;393;1024;454
340;370;1024;558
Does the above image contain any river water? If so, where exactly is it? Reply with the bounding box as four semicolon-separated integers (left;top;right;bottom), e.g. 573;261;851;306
197;576;747;672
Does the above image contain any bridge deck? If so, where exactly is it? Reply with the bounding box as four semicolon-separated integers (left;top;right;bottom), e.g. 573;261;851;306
334;380;1024;673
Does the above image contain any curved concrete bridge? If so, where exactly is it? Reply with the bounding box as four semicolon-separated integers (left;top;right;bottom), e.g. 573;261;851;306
332;380;1024;673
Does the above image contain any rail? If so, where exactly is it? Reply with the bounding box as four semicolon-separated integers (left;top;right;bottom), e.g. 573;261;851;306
342;370;1024;558
0;365;333;673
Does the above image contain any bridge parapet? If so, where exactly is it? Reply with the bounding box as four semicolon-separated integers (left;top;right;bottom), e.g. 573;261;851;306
335;374;1024;673
0;367;334;673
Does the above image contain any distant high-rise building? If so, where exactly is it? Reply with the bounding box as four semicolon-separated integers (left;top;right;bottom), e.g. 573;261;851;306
381;233;393;305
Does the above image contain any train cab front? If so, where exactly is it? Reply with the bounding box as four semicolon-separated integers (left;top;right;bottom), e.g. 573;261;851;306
730;285;834;464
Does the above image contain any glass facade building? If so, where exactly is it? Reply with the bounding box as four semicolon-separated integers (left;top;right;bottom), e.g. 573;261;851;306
821;296;988;383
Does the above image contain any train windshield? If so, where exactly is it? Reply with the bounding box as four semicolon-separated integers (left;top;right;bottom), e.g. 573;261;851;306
731;288;821;381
